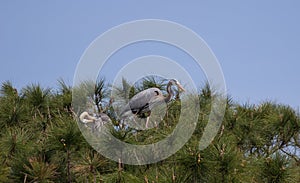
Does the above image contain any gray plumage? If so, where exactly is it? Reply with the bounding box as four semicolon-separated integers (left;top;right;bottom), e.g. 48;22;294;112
96;113;111;123
94;113;111;130
122;88;163;116
119;79;185;127
79;111;111;131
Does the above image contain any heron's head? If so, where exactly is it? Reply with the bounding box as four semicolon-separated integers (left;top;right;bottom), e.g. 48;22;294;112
170;79;185;92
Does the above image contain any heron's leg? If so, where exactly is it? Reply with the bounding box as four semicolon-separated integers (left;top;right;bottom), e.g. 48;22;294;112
130;114;138;128
154;121;158;128
94;119;101;130
145;117;150;129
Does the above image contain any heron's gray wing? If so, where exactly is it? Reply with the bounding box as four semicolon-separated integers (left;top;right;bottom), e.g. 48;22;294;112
119;103;131;117
129;88;162;113
94;118;103;130
99;113;111;123
148;95;165;110
120;88;162;116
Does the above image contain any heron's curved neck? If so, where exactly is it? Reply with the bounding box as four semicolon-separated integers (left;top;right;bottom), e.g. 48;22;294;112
164;82;173;103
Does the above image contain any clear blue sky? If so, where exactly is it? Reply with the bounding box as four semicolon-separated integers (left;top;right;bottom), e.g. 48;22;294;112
0;1;299;109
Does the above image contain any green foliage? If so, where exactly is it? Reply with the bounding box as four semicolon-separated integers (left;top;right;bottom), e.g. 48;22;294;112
22;156;59;183
0;79;299;182
56;78;72;112
0;127;35;162
135;76;166;93
0;81;28;129
22;84;51;114
254;153;296;183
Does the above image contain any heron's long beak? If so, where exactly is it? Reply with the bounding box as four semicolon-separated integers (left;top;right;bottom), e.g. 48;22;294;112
177;83;185;92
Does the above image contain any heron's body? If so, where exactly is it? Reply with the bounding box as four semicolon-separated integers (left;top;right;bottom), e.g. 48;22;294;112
94;113;111;130
79;111;111;130
125;88;163;116
120;79;185;128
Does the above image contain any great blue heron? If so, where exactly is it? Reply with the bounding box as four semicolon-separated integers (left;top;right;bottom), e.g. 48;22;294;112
79;111;111;130
79;111;97;123
119;79;185;128
78;95;114;131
